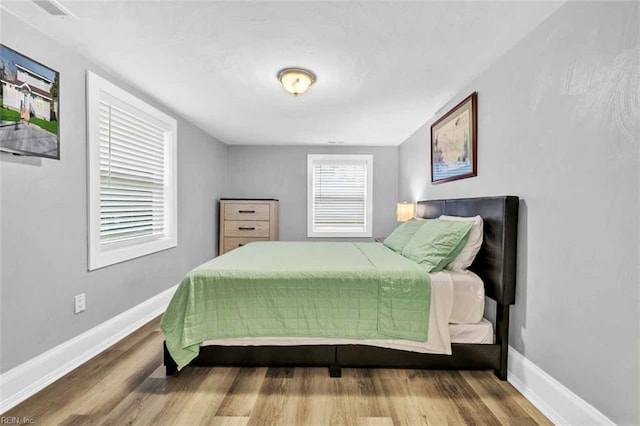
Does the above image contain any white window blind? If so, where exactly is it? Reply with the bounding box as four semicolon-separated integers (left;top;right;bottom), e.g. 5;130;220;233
87;71;177;270
99;103;166;245
307;154;373;237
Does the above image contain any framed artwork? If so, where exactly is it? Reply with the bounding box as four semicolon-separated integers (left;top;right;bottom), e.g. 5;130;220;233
431;92;477;184
0;44;60;159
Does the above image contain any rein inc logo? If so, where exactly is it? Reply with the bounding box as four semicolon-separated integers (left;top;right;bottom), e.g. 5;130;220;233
0;418;34;424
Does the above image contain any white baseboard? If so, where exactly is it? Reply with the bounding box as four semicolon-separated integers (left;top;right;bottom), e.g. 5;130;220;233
0;284;178;414
508;346;614;425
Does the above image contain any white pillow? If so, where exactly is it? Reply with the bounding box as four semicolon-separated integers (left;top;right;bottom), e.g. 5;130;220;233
438;215;483;271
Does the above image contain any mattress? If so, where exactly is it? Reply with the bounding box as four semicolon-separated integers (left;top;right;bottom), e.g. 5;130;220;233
201;270;491;354
448;270;485;324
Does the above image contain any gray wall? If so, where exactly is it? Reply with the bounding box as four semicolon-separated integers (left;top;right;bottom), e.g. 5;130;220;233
227;145;398;241
398;2;639;424
0;12;227;373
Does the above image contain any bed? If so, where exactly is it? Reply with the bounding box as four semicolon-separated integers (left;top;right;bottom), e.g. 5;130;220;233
162;196;519;380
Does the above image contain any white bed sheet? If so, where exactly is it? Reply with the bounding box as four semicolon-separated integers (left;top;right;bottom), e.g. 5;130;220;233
201;318;493;349
448;270;485;324
202;271;459;355
449;318;493;344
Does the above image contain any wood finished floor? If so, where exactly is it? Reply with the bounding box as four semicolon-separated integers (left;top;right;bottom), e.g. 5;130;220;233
5;317;551;425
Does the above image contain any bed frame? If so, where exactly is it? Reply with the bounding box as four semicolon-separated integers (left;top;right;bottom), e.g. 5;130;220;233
164;196;519;380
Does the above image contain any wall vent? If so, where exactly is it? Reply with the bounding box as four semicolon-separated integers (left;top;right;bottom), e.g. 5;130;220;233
32;0;77;19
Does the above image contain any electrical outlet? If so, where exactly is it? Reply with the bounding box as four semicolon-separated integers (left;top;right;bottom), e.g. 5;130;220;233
74;293;86;314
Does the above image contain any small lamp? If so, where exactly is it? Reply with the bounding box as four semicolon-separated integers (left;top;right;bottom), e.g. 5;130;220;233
396;201;415;222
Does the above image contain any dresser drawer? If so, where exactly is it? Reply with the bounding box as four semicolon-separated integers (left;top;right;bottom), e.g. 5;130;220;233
224;203;270;221
224;220;270;237
223;237;268;253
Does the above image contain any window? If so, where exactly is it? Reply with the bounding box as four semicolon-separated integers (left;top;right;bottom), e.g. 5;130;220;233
87;71;177;270
307;154;373;238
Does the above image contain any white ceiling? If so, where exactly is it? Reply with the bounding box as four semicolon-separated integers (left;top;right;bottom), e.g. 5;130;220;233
2;1;563;146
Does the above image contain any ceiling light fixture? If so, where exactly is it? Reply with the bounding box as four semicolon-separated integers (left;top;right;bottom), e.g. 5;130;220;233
277;68;316;96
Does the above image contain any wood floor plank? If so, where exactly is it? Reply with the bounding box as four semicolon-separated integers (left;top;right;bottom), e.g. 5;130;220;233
208;417;250;426
327;377;356;426
460;371;553;426
371;375;427;426
145;367;210;425
414;370;503;425
215;367;267;417
356;417;394;426
99;365;169;426
3;348;126;419
246;377;290;425
370;368;409;379
283;367;336;425
177;367;239;425
408;370;482;425
39;330;163;424
340;369;391;419
265;366;294;378
4;316;550;425
59;414;103;426
114;319;163;352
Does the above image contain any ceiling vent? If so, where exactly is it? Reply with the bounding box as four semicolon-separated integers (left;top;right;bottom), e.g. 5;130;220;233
32;0;77;18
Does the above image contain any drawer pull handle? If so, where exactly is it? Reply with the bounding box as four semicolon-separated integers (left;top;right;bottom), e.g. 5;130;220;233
238;227;256;230
238;210;256;214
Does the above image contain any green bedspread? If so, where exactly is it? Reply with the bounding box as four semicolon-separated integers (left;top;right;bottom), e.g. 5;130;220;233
161;242;431;370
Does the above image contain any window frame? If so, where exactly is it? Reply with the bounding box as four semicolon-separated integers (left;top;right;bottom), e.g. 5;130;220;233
86;71;178;271
307;154;374;238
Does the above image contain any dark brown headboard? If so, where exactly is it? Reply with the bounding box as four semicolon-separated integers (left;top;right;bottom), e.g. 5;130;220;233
416;196;519;305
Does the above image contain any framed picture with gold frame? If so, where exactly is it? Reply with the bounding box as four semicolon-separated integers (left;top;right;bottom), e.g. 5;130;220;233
431;92;477;184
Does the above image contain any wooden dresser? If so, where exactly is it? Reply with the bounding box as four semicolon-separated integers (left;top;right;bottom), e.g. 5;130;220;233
219;199;279;254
